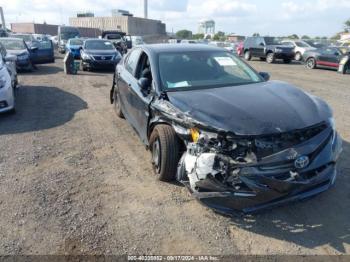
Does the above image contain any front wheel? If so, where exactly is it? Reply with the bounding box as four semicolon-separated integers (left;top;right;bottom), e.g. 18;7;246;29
306;58;316;69
149;125;180;182
113;89;124;118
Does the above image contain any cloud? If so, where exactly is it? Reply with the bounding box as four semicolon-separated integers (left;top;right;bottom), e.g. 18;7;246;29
0;0;349;36
150;0;189;12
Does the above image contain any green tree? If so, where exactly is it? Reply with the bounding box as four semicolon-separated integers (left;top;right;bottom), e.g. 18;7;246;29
213;31;226;41
176;30;192;39
330;32;341;40
192;33;204;40
301;35;311;40
344;19;350;31
252;33;260;37
288;34;299;39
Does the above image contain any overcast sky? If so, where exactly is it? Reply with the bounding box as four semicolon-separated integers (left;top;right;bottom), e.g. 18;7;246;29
1;0;349;37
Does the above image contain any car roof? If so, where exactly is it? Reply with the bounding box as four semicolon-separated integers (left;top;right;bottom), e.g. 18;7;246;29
142;44;224;54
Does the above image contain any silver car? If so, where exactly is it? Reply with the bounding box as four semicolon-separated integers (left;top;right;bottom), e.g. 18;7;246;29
0;53;16;113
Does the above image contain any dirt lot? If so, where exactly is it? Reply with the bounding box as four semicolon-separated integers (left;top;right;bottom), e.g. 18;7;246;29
0;56;349;255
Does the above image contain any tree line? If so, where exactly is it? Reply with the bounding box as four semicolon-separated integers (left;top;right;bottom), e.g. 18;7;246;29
174;18;350;41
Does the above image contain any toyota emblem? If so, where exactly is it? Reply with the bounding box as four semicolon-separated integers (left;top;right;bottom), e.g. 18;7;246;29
294;156;310;169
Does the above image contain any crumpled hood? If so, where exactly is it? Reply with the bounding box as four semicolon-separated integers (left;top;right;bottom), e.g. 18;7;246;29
166;81;332;136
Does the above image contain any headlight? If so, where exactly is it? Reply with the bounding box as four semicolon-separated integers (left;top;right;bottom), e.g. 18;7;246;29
190;128;218;143
81;52;91;60
113;52;122;60
0;75;6;89
328;117;336;130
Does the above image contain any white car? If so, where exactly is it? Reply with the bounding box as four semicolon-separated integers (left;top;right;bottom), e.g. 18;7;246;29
0;42;18;88
0;55;16;114
281;39;316;61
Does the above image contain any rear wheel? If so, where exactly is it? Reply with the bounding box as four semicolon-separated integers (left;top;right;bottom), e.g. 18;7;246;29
266;52;275;63
244;51;251;61
306;57;316;69
149;125;180;182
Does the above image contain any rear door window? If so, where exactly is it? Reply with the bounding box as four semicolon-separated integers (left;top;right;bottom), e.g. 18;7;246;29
125;49;142;76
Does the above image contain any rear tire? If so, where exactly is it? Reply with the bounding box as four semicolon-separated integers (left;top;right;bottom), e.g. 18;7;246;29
244;51;252;61
149;125;180;182
306;57;316;69
266;52;275;63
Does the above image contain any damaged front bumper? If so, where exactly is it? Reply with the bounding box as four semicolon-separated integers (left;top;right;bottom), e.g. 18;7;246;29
176;124;343;214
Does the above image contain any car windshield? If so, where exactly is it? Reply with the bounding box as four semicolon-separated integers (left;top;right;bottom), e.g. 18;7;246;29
264;37;281;45
159;51;262;91
12;34;32;42
0;39;26;50
61;32;79;40
69;39;84;46
85;40;115;50
295;41;311;47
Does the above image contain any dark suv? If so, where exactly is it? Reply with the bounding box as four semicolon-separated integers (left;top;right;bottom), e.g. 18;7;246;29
243;37;295;63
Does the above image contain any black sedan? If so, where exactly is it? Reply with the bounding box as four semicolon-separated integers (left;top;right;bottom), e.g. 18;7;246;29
0;38;36;71
81;39;122;71
111;44;342;214
304;47;350;73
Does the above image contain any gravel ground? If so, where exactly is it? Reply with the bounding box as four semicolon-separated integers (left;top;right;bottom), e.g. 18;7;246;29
0;56;349;255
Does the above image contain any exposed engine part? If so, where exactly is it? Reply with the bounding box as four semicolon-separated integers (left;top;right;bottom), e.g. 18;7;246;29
181;123;329;192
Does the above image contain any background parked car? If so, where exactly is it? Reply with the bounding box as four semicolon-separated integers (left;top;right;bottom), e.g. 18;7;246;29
0;42;18;88
243;36;295;63
304;47;350;73
0;37;35;71
281;39;316;61
10;33;37;48
0;51;16;114
131;36;145;47
66;38;85;59
81;39;122;71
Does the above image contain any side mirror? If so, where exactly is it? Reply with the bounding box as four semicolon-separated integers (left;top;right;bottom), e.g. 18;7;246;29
259;72;270;81
138;77;151;94
5;54;17;62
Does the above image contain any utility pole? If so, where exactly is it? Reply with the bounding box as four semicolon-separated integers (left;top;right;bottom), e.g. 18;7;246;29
0;7;6;29
144;0;148;19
